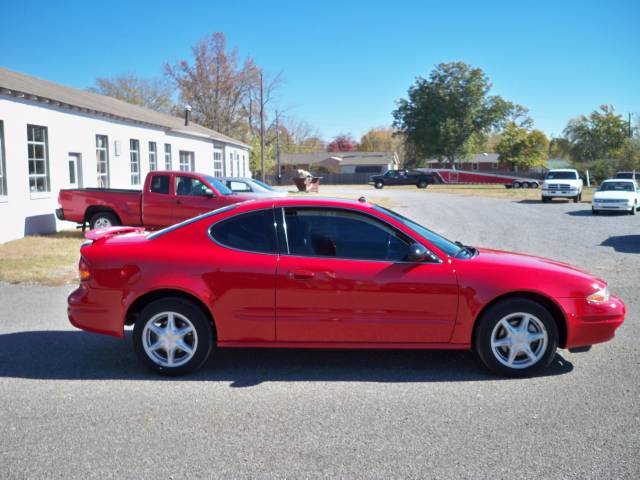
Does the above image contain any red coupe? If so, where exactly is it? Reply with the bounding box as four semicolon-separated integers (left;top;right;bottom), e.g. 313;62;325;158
67;197;625;376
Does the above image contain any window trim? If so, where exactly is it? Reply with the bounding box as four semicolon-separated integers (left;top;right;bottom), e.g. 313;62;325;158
207;207;279;256
179;150;195;171
164;143;172;170
276;206;441;264
148;141;157;171
96;134;110;188
0;120;7;199
129;139;141;185
27;124;50;195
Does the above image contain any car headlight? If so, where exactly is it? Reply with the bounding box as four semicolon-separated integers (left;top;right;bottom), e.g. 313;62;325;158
587;286;610;304
570;186;578;190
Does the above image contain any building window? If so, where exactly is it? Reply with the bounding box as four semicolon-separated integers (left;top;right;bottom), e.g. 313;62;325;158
149;142;157;171
0;121;6;196
164;144;172;170
471;162;479;171
179;151;194;171
492;162;499;169
213;151;223;177
229;152;233;176
130;139;140;185
27;124;50;193
96;135;110;188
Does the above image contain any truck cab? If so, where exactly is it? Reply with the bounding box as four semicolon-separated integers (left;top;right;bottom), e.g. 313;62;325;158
541;169;583;203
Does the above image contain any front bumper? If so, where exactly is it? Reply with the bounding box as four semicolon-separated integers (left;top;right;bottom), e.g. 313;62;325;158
68;285;125;338
541;189;579;197
558;294;626;349
592;202;632;211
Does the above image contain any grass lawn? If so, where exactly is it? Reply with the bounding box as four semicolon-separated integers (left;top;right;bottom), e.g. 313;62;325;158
0;231;84;285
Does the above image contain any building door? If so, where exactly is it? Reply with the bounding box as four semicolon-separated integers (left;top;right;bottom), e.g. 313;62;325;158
68;153;83;188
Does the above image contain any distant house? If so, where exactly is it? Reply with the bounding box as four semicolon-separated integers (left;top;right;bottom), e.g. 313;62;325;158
426;153;547;173
0;67;250;243
279;151;399;175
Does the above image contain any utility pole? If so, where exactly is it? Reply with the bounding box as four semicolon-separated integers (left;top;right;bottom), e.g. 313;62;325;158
275;110;281;185
259;71;265;182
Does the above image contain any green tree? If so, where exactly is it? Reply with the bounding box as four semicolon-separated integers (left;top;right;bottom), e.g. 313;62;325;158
89;74;174;112
496;123;549;169
392;62;513;166
359;127;397;152
563;105;629;163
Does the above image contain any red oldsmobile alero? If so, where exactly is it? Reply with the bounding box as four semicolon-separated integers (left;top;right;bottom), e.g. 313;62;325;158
67;197;625;376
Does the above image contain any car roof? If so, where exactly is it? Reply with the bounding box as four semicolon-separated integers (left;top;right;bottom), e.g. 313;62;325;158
602;178;635;183
548;168;577;172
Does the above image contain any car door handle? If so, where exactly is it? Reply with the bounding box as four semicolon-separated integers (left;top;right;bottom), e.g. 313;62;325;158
290;270;315;280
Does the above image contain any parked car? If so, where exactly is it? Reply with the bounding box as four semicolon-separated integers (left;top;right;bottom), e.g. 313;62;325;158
592;179;640;215
541;169;583;203
220;177;287;197
369;169;435;189
68;197;625;377
56;171;258;230
615;171;640;182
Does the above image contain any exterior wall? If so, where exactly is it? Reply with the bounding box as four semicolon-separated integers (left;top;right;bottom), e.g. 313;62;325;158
0;96;249;243
223;146;251;178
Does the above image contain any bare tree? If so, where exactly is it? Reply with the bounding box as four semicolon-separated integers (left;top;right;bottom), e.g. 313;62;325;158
89;74;174;112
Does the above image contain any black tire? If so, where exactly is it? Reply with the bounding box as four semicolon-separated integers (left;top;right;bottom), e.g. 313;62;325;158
89;211;120;230
133;297;214;376
541;196;550;203
475;298;559;377
573;194;580;203
374;181;384;189
592;207;598;215
631;202;637;215
522;182;531;189
513;181;522;189
417;180;428;189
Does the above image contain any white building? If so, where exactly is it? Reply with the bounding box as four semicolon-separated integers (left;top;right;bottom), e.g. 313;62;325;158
0;67;251;244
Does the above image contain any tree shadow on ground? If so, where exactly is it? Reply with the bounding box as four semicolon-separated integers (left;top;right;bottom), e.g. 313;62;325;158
600;235;640;254
0;330;573;387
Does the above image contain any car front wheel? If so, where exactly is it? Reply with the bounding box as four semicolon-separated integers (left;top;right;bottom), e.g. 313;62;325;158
417;181;428;189
475;298;558;377
374;181;384;189
133;298;214;376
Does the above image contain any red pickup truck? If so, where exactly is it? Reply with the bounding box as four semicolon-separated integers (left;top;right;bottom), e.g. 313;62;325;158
56;171;259;230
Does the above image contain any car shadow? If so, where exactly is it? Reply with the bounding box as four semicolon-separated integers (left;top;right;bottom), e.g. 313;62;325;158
565;209;596;216
0;330;574;386
601;235;640;253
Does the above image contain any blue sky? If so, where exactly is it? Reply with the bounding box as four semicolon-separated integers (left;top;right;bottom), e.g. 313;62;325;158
1;0;638;141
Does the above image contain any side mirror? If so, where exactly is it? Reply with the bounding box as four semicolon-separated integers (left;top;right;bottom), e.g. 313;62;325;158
407;242;428;262
204;188;215;197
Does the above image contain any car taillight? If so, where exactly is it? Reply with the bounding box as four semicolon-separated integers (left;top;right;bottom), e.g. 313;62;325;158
79;257;92;282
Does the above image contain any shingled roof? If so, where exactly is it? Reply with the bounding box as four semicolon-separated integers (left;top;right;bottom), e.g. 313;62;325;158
0;67;249;149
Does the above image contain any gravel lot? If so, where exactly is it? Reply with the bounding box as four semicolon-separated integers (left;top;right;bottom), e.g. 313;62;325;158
1;188;638;479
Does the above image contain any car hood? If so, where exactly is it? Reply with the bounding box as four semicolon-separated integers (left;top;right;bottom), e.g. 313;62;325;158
473;248;603;284
593;191;634;200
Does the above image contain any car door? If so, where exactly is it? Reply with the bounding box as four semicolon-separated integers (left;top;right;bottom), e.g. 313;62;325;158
173;175;223;223
143;173;175;228
206;208;278;342
275;207;459;343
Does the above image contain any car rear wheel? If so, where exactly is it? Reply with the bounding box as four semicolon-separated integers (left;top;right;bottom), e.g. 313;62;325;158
475;298;558;377
89;211;120;230
133;298;214;376
374;181;384;189
417;180;428;189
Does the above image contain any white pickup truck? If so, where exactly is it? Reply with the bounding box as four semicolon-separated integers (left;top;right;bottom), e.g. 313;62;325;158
541;169;583;203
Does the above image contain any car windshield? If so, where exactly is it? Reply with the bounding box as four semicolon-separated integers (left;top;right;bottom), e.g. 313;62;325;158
203;176;233;195
373;206;462;257
250;179;276;191
599;181;635;192
545;171;577;180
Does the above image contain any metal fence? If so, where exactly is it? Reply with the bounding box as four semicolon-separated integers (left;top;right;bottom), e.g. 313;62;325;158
266;173;373;186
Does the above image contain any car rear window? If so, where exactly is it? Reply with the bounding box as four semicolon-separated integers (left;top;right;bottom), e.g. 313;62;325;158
209;209;277;254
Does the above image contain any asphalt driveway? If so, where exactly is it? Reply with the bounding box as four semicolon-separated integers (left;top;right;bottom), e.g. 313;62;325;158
1;188;638;479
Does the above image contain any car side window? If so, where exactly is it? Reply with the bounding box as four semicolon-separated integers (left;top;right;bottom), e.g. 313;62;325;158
209;210;277;254
150;175;170;194
283;208;410;261
176;176;209;196
228;181;251;192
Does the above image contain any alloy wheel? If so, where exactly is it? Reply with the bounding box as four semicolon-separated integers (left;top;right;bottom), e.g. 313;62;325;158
490;312;548;369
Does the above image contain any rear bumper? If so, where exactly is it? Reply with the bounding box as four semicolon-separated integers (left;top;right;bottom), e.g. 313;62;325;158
67;285;125;338
559;294;626;349
55;208;65;220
